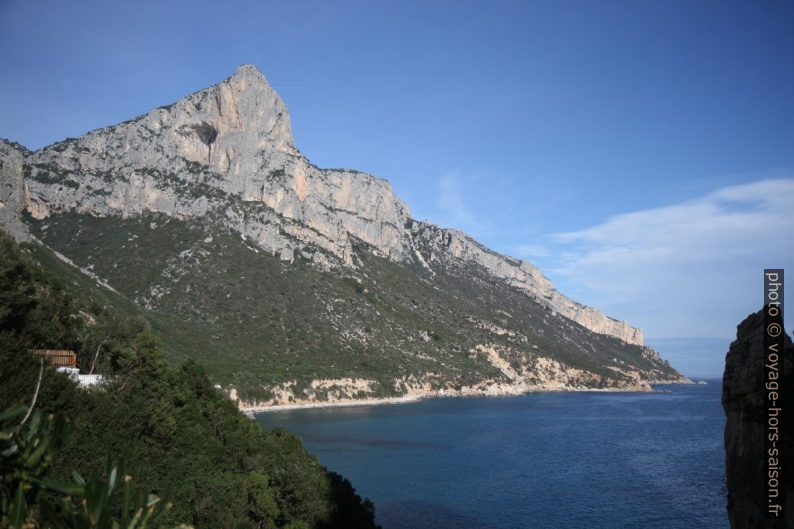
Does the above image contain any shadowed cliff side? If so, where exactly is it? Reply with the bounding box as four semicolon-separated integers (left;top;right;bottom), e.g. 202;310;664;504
722;309;793;529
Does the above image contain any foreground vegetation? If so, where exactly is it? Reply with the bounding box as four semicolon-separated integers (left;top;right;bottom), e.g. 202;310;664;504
1;404;171;529
0;230;379;529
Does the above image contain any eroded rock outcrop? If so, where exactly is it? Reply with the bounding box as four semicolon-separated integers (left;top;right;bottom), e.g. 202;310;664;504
20;65;411;268
409;221;644;344
723;310;792;528
0;140;31;241
4;64;644;345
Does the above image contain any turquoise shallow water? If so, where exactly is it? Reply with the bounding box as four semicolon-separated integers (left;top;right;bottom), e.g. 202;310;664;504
257;381;727;529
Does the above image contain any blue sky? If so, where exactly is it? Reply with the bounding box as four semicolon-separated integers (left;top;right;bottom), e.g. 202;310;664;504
2;0;792;377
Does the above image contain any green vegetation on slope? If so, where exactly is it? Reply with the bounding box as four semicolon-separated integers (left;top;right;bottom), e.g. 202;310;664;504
2;404;171;529
25;212;681;400
0;230;379;529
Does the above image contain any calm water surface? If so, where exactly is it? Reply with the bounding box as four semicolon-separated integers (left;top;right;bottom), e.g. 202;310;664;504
257;381;726;529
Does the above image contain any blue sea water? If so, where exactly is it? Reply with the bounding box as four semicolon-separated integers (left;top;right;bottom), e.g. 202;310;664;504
257;381;727;529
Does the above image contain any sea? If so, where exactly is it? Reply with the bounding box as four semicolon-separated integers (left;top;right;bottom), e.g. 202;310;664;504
256;380;727;529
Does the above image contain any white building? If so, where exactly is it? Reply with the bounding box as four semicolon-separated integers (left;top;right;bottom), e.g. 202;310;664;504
56;367;104;388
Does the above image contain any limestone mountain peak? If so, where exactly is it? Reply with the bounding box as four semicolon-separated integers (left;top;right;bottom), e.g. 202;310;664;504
2;65;663;353
230;63;267;80
174;63;298;166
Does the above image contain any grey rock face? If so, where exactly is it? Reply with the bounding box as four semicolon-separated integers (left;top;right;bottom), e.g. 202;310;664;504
408;221;644;344
3;64;644;344
722;310;792;529
0;140;31;241
21;65;411;268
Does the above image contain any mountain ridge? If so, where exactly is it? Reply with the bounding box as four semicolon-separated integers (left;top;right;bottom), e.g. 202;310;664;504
0;64;644;345
0;64;687;402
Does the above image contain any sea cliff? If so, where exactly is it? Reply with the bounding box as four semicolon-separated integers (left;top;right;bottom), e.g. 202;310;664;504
722;310;792;528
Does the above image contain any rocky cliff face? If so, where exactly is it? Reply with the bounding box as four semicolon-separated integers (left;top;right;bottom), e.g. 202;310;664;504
15;65;410;268
722;310;792;529
409;221;644;344
0;64;646;346
0;140;31;241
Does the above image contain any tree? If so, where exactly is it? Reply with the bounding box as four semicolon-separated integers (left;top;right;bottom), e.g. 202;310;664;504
0;405;170;529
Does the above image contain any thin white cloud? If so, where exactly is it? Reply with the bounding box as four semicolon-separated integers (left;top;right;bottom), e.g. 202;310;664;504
548;179;794;339
436;171;479;231
514;243;551;258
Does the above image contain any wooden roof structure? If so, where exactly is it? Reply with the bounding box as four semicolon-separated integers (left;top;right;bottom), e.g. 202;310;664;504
31;349;77;368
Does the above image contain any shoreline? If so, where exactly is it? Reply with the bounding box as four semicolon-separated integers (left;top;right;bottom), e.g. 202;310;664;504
244;394;425;415
243;378;694;415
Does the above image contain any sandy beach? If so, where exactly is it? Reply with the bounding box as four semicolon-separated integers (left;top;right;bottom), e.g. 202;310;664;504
241;377;693;414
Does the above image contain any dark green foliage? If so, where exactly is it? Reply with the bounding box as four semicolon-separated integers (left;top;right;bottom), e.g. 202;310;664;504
40;461;171;529
0;230;379;529
0;404;170;529
25;212;681;399
0;406;70;528
0;232;84;352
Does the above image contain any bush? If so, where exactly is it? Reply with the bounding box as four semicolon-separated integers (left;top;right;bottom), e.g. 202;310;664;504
0;230;380;529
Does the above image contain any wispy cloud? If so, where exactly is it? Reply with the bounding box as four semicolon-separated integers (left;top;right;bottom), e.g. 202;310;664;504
436;171;480;232
548;178;794;339
514;243;551;258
